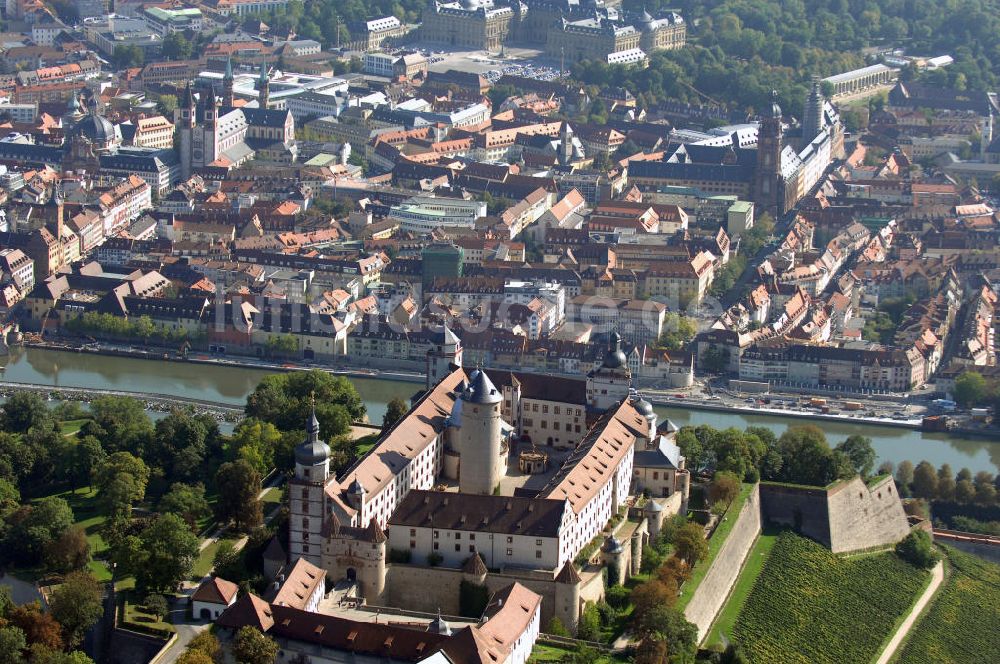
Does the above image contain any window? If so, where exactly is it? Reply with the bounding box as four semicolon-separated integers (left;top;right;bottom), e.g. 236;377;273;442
410;540;416;548
554;406;560;415
433;542;439;550
542;405;548;413
410;528;416;536
506;548;513;556
455;544;461;552
434;531;439;539
455;533;461;540
302;544;309;553
536;539;542;545
469;533;475;540
536;550;542;559
507;536;513;543
653;472;659;480
301;488;308;499
469;545;475;552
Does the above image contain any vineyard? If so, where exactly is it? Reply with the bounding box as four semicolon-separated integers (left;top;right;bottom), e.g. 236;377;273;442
731;532;928;664
895;545;1000;663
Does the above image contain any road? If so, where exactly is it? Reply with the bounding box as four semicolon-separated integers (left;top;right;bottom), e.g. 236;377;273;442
873;559;944;664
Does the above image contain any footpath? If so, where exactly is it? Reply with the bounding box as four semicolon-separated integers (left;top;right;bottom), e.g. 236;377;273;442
873;559;944;664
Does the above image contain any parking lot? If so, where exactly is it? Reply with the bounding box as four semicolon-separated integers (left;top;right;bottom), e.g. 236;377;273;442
399;44;562;81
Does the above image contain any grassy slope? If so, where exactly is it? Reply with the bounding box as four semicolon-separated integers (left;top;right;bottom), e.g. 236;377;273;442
731;532;928;664
705;528;780;647
676;483;754;611
894;545;1000;664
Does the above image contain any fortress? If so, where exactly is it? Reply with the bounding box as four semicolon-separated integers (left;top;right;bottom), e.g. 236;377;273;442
286;329;690;630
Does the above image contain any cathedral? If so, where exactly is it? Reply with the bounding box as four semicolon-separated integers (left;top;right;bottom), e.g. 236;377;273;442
175;60;297;180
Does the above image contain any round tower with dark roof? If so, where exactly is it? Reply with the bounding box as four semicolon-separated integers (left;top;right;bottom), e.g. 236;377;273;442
586;332;633;411
457;369;506;495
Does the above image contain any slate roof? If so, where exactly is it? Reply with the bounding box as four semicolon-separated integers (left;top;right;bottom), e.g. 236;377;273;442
389;490;567;538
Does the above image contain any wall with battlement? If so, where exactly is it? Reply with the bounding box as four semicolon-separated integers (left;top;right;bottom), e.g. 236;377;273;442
684;483;761;642
760;476;910;554
384;564;566;627
826;475;911;553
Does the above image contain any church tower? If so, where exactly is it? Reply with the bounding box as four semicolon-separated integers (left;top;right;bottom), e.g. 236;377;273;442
586;332;632;411
802;76;824;146
457;369;505;495
176;82;196;180
753;90;784;219
426;324;463;390
196;86;220;169
257;65;270;108
289;405;330;566
222;57;235;108
559;120;574;167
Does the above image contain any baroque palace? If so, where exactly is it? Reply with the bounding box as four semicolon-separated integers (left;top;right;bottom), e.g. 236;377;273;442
421;0;686;63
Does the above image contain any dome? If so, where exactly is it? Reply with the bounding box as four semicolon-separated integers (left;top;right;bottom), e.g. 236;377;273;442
769;89;782;119
631;396;654;418
429;611;453;636
294;437;330;466
602;535;623;554
75;112;116;144
348;478;365;495
602;331;628;369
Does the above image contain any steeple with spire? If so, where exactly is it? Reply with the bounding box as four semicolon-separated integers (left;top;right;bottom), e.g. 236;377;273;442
223;57;235;107
257;64;270;108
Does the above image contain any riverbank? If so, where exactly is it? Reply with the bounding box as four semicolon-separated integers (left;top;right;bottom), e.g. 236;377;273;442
21;339;426;385
14;338;999;439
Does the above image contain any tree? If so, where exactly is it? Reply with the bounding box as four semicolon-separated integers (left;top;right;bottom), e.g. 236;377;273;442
135;513;200;593
576;603;601;641
177;653;215;664
232;626;279;664
49;571;104;648
144;595;169;622
1;392;52;433
955;479;976;503
674;428;704;473
937;464;956;501
912;461;939;500
95;452;150;529
230;418;282;476
69;436;106;492
88;396;154;454
26;648;95;664
161;32;193;60
673;522;708;566
0;478;20;515
776;425;842;486
158;94;178;115
631;579;676;623
700;345;729;374
953;372;988;408
546;616;570;637
186;631;222;661
658;313;698;350
7;603;63;651
895;530;939;569
45;525;91;573
383;397;408;430
0;626;26;664
896;460;915;495
149;410;215;483
215;461;264;533
113;44;144;68
707;471;741;508
245;370;365;440
834;435;876;479
6;496;74;565
159;483;211;531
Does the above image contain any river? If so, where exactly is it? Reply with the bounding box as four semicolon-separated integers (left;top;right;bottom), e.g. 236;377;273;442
1;348;997;474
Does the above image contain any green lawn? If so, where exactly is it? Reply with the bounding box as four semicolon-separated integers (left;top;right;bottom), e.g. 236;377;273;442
59;418;90;437
894;545;1000;664
356;433;380;456
121;591;175;635
262;486;284;505
528;643;628;664
192;537;239;580
38;486;108;554
731;531;929;664
676;483;754;611
705;528;780;646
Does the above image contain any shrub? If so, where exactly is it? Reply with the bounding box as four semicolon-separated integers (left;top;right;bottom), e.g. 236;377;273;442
459;581;489;618
576;603;601;641
605;584;631;610
388;548;411;563
426;552;443;567
546;616;570;636
895;530;940;570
